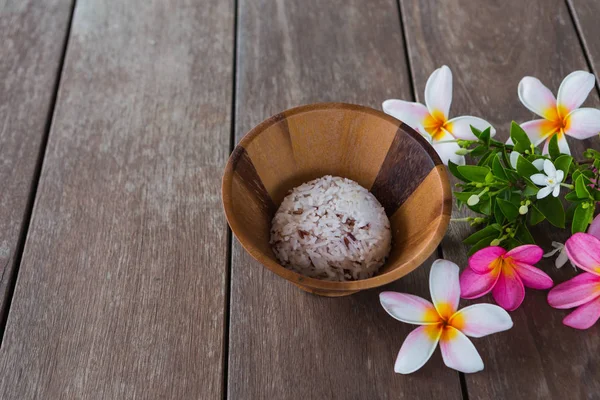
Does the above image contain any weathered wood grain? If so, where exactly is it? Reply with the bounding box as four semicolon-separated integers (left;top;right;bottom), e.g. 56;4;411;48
0;0;233;398
0;0;72;330
568;0;600;83
229;0;463;398
401;0;600;398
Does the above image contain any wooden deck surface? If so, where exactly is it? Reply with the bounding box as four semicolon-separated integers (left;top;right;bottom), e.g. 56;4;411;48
0;0;599;398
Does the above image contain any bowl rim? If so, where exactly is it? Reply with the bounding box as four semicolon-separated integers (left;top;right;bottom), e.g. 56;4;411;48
222;102;452;292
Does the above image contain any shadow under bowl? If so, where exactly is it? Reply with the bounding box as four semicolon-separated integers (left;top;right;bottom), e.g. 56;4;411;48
222;103;452;296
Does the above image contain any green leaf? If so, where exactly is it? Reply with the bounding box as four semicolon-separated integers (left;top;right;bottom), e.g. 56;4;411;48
506;169;520;184
548;135;560;160
463;224;502;245
475;196;492;215
448;161;467;181
470;126;483;139
523;180;540;197
565;190;580;202
536;195;565;228
594;189;600;201
470;145;488;158
492;155;508;181
515;224;535;244
529;206;545;225
477;151;494;166
572;202;594;234
575;175;592;199
572;169;581;183
503;238;523;250
510;121;531;148
554;155;573;175
566;201;579;222
479;127;491;146
497;198;520;221
454;191;477;203
468;236;497;256
457;165;491;182
516;156;540;179
494;202;506;225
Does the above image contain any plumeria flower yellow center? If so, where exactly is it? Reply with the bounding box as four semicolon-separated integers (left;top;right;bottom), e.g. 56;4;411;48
515;71;600;155
380;259;513;374
383;65;495;165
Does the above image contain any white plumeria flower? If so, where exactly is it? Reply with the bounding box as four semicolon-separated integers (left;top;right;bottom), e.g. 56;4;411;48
530;159;565;199
379;260;513;374
543;242;576;270
509;151;545;171
383;65;495;165
517;71;600;155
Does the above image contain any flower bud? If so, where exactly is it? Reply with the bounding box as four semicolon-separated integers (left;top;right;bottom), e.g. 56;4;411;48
490;239;501;246
455;148;469;156
519;205;528;215
467;195;480;206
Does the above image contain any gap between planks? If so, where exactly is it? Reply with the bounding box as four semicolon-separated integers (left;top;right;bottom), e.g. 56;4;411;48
223;0;240;398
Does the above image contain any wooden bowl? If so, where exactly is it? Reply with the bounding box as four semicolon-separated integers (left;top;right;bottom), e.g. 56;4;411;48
222;103;451;296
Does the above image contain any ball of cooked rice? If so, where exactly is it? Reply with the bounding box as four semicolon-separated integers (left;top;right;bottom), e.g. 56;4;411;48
270;175;391;281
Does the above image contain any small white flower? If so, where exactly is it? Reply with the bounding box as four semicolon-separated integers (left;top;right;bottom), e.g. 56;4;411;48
543;242;576;270
509;151;545;171
530;159;565;199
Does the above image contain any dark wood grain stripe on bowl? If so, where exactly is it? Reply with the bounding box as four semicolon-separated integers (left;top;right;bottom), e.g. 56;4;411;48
370;123;436;216
230;146;277;216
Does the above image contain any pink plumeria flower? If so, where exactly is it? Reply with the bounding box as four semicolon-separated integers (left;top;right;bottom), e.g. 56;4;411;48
548;233;600;329
460;245;553;311
544;214;600;269
383;65;495;165
547;216;600;330
380;260;512;374
517;71;600;155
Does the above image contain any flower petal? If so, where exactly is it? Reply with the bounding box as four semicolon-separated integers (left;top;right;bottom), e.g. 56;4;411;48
530;173;548;186
432;129;464;165
565;108;600;139
532;158;545;170
543;159;556;177
449;304;512;338
382;100;431;129
394;325;442;374
555;169;564;183
425;65;452;120
563;296;600;330
518;77;558;120
552;184;561;197
513;262;553;289
555;248;571;269
520;119;557;146
588;214;600;239
547;272;600;309
445;116;496;140
439;326;484;373
505;244;543;265
469;246;506;274
565;233;600;274
380;292;440;325
542;134;570;155
557;70;595;115
509;151;520;169
460;267;499;299
429;259;461;318
492;270;525;311
536;186;553;199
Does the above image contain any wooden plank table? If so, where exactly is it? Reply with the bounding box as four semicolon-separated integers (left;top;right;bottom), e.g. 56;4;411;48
0;0;598;398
